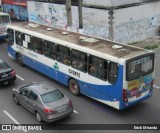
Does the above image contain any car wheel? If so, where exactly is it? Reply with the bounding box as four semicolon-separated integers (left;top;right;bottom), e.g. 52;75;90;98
36;112;43;123
69;79;80;96
13;95;20;105
17;54;24;66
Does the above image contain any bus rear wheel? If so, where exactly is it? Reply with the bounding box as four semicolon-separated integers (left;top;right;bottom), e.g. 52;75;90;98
69;79;80;96
17;54;24;66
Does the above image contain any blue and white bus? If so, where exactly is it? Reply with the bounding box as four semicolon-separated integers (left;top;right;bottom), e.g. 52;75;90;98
0;12;10;39
7;22;155;110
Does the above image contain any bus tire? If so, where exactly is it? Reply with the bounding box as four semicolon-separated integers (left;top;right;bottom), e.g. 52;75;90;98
69;79;80;96
17;54;24;66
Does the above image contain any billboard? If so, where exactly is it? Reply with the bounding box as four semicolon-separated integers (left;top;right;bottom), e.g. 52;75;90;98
3;4;28;21
2;0;27;6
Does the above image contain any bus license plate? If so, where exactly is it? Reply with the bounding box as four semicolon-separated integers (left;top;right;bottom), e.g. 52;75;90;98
136;93;141;98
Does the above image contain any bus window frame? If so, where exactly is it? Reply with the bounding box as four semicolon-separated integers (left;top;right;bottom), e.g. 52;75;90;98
15;31;24;46
88;55;108;81
108;62;118;84
71;49;87;73
43;40;56;60
56;45;70;66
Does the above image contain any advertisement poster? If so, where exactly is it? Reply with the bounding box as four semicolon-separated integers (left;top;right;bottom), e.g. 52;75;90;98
2;0;27;6
3;4;28;21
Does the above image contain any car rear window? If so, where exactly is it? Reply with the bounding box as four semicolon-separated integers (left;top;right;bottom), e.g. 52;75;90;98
0;61;10;70
41;89;64;103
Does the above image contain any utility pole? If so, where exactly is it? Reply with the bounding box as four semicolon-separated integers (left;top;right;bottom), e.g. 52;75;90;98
108;8;114;40
66;0;72;27
78;0;83;29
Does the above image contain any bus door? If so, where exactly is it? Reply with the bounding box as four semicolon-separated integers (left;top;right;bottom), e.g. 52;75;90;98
7;29;16;58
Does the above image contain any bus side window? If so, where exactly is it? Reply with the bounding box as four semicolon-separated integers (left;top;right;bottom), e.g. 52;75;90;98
71;50;87;72
30;36;41;53
43;41;56;59
15;31;23;46
57;45;70;66
7;29;14;46
88;56;108;81
108;62;118;84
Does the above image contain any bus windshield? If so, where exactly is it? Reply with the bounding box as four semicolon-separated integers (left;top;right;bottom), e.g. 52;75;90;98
0;15;10;24
126;54;154;81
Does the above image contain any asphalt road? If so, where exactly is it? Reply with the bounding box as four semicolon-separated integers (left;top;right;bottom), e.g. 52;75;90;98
0;40;160;133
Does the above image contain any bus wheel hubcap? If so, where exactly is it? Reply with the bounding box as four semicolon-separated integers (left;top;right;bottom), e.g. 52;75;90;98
71;83;77;93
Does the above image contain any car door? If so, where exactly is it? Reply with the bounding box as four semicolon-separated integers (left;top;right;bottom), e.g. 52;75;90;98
26;91;38;113
18;87;30;109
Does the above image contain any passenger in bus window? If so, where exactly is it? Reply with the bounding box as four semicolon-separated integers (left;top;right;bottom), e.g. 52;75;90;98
90;65;96;75
50;51;56;59
77;62;83;70
63;56;70;65
72;60;82;69
44;50;50;57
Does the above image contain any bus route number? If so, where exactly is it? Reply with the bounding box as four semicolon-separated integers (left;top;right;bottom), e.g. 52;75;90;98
68;69;80;78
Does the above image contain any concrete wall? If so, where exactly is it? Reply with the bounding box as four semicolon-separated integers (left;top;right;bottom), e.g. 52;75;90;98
114;2;160;43
27;1;67;29
27;1;110;38
82;7;109;39
27;1;160;43
83;0;142;7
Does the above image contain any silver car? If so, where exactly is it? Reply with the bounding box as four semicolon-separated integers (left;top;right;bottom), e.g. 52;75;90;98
12;82;73;123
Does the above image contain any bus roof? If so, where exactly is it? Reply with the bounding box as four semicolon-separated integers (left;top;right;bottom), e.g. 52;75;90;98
7;22;153;61
0;12;10;16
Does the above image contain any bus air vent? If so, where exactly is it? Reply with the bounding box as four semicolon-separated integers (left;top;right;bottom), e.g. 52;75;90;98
112;45;123;49
46;28;53;31
79;36;99;43
79;36;88;40
62;31;69;35
28;23;39;28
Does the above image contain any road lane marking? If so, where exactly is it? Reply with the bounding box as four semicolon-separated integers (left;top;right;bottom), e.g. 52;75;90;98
3;110;27;132
73;110;79;114
3;110;20;124
16;74;25;81
153;84;160;90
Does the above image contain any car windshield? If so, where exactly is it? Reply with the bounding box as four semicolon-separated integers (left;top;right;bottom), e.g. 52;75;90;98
41;89;64;103
0;61;10;70
126;54;154;81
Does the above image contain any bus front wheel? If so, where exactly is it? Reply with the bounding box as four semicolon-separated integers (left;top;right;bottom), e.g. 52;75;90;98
69;79;80;96
17;54;24;66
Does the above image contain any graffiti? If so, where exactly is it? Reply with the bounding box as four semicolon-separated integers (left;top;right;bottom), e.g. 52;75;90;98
83;8;109;39
83;24;108;39
114;14;160;43
35;2;44;13
48;4;57;15
28;2;67;28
